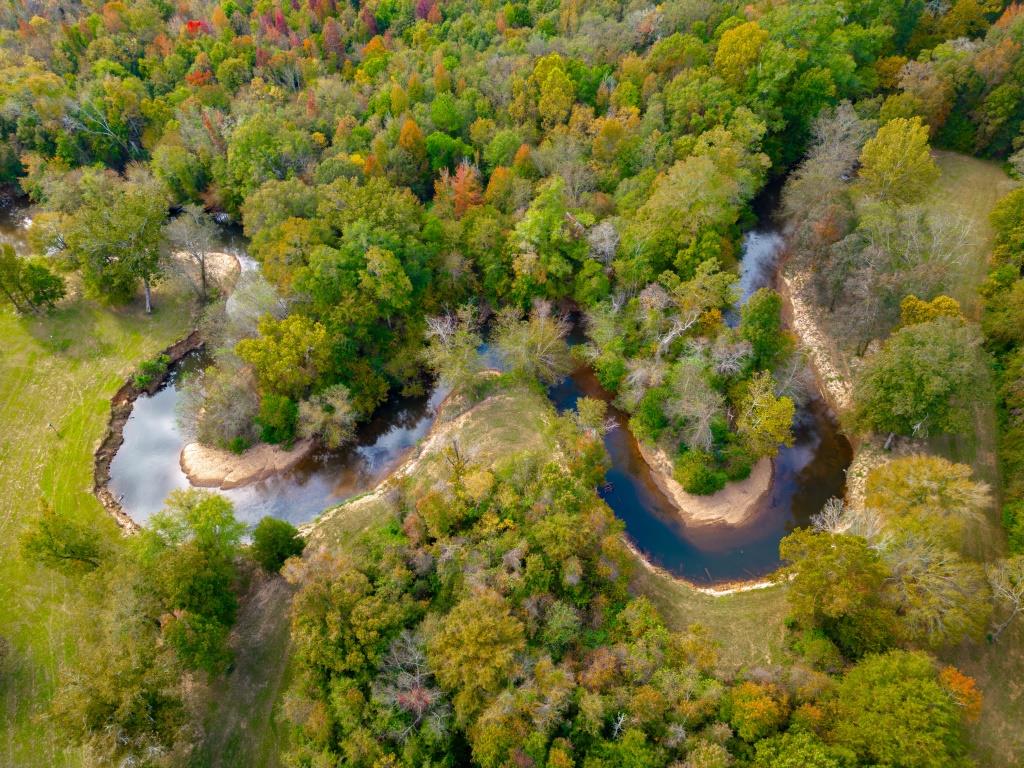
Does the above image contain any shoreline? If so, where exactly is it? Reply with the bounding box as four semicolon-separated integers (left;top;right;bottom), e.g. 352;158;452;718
636;442;773;527
305;383;786;595
180;439;315;490
93;251;243;532
93;329;204;533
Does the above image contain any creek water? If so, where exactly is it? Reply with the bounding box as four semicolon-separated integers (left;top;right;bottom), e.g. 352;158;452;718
549;368;851;583
108;353;448;526
0;195;30;252
56;196;851;581
547;227;852;583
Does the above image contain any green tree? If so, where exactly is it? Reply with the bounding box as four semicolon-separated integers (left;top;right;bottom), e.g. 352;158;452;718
427;590;525;722
430;91;467;134
21;500;104;574
236;314;332;399
510;177;587;303
534;56;575;128
736;371;794;459
251;517;305;572
0;244;65;314
145;489;246;561
779;529;896;657
739;288;791;370
853;318;986;437
865;455;989;549
714;21;768;87
831;650;971;768
257;393;299;445
221;114;314;211
142;491;245;673
858;117;939;205
753;730;848;768
65;170;166;312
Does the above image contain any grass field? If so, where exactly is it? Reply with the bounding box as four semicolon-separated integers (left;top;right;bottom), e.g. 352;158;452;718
924;153;1018;502
0;282;193;767
922;153;1024;767
927;151;1018;316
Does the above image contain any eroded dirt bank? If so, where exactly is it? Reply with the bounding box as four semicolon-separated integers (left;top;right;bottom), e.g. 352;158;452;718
93;329;204;533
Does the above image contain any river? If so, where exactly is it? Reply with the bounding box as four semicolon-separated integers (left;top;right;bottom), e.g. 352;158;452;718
0;192;850;583
548;224;852;582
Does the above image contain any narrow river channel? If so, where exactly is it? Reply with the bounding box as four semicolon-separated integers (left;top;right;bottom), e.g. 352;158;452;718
0;188;852;584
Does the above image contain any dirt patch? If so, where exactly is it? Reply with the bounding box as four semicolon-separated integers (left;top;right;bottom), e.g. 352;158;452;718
637;442;773;526
169;250;242;297
181;439;314;490
93;329;204;533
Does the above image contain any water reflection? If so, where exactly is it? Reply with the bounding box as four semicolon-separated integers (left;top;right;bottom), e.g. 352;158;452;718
108;350;447;526
0;197;30;252
549;367;851;583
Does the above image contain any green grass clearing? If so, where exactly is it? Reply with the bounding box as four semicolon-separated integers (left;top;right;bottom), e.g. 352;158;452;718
0;281;194;768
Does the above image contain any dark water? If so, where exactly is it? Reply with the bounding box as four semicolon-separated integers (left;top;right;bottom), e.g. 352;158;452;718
0;197;30;252
108;352;447;527
549;368;851;583
546;219;853;583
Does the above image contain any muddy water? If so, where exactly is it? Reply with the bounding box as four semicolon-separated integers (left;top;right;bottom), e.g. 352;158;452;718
0;196;30;252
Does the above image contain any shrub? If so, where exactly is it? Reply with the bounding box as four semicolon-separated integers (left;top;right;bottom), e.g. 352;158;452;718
257;394;298;446
251;517;305;572
792;630;844;673
133;354;170;388
674;450;726;495
630;386;669;442
1004;500;1024;553
721;443;755;481
228;436;250;455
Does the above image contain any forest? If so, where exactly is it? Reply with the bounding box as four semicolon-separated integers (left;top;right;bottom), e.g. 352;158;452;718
1;0;1024;766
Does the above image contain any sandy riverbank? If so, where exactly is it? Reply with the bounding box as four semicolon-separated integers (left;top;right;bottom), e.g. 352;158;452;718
637;442;773;526
778;269;853;414
180;439;315;490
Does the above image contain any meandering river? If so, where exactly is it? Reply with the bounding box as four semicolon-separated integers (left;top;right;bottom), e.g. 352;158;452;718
0;190;851;583
549;225;851;583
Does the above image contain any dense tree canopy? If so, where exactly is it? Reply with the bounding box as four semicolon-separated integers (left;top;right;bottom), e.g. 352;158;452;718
2;0;1018;764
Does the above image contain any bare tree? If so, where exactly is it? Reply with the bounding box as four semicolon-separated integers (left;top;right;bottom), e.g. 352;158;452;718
621;356;668;409
494;301;573;385
373;631;451;743
587;219;620;265
663;359;724;451
165;204;219;301
533;133;596;206
883;535;991;648
812;497;847;533
298;384;357;449
423;306;484;394
710;336;752;377
988;556;1024;641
